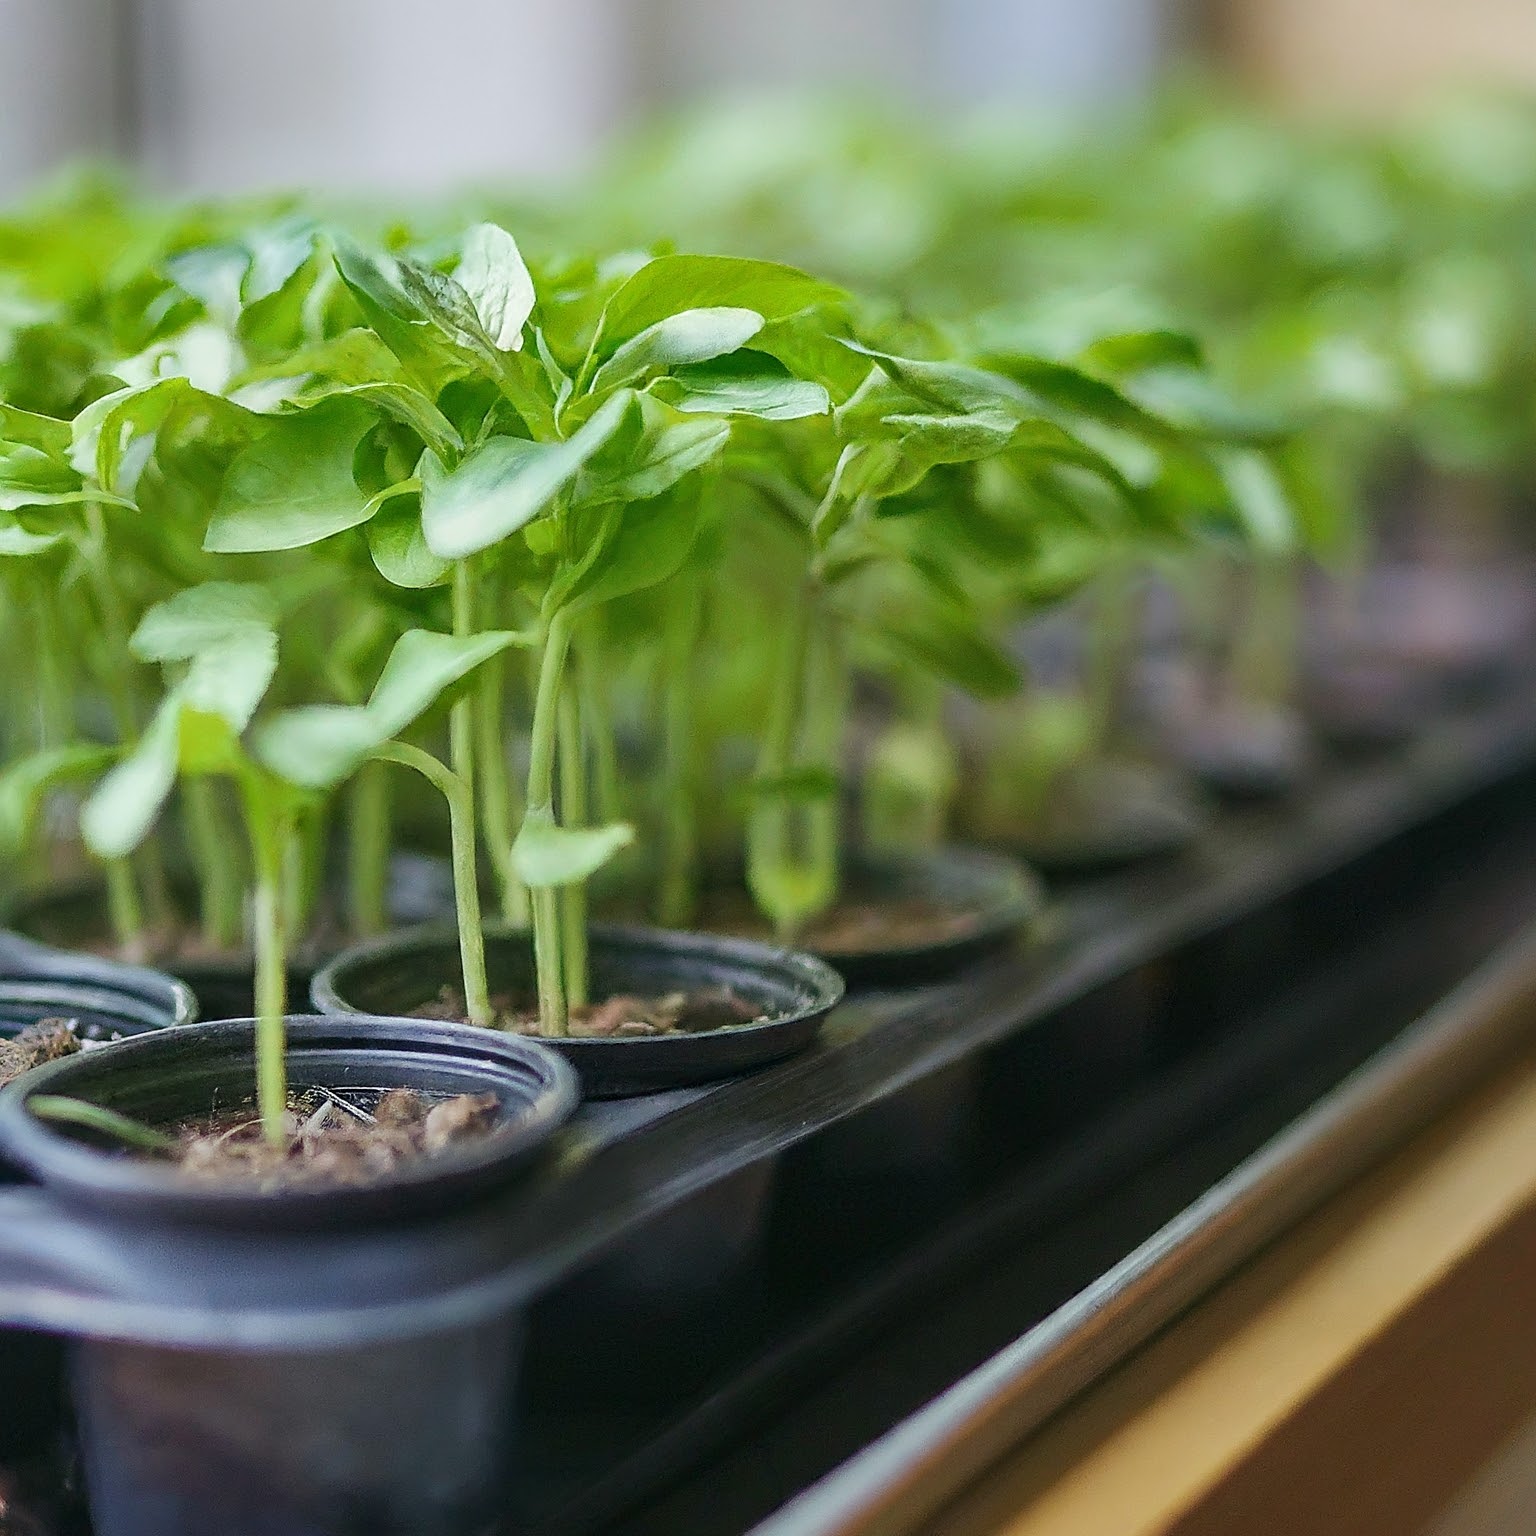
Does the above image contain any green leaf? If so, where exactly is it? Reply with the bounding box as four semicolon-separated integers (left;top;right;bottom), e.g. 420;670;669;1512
0;515;64;557
420;389;632;560
657;357;830;419
0;403;71;456
131;581;279;662
579;397;729;505
204;399;375;553
366;495;450;589
254;628;524;789
561;479;708;616
1215;448;1295;554
181;632;280;738
456;223;535;353
596;255;840;353
589;307;764;394
81;700;181;858
511;811;634;888
0;744;116;853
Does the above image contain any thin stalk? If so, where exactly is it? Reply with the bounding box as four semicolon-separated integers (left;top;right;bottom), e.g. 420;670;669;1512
347;760;390;937
474;643;527;928
104;858;147;963
1232;556;1299;707
29;1097;176;1153
371;742;492;1027
658;583;702;928
746;579;831;943
525;609;574;1036
81;504;171;933
556;679;588;1009
451;562;495;1023
581;632;624;828
184;778;243;951
1085;562;1133;754
242;784;292;1148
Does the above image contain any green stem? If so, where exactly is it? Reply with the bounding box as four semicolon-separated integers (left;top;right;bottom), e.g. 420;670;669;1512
1085;562;1133;754
658;582;702;928
104;858;147;963
474;638;527;928
1232;556;1299;707
347;760;390;937
557;678;588;1009
747;579;818;943
184;778;243;951
450;562;494;1025
241;783;292;1148
525;609;573;1036
371;742;492;1027
29;1096;176;1153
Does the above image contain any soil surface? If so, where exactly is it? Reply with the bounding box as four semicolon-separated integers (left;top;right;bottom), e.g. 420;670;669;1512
413;985;763;1039
0;1021;80;1086
167;1086;501;1188
698;893;981;955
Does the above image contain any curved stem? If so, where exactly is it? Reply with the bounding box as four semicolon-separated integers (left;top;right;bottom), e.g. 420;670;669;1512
370;741;492;1028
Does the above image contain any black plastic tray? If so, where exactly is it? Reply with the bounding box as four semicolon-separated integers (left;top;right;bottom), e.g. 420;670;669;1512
8;682;1536;1535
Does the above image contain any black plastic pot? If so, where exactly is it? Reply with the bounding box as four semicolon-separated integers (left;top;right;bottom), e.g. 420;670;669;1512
0;1017;576;1536
1178;703;1314;800
0;929;197;1036
312;923;845;1098
987;756;1208;875
0;1014;577;1228
776;847;1045;990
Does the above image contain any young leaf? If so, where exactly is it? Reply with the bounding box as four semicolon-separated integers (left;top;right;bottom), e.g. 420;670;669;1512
131;582;279;662
588;307;765;394
254;629;525;789
366;496;450;588
578;398;729;506
657;358;830;420
0;744;116;853
204;399;376;553
596;255;840;353
81;701;182;859
560;479;708;616
420;389;632;560
456;223;536;353
511;813;635;889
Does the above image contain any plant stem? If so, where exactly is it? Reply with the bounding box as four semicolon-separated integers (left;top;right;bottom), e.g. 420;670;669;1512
658;581;702;928
525;609;573;1036
1085;561;1133;754
184;778;243;951
450;562;494;1026
347;760;390;937
28;1096;176;1153
242;782;291;1148
1232;555;1299;706
473;620;528;926
370;743;492;1027
557;678;588;1009
104;858;147;963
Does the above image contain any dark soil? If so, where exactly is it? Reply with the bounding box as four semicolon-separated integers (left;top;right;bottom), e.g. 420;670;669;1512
413;986;763;1039
166;1086;500;1189
698;893;981;955
0;1021;80;1087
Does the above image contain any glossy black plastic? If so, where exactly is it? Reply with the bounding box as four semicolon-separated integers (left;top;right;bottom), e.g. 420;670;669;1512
791;846;1045;989
0;929;196;1034
312;923;846;1098
0;1015;578;1228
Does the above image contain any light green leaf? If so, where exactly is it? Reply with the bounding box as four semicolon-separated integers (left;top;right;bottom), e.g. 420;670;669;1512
658;360;830;420
1216;448;1295;554
204;399;375;553
81;700;181;859
420;389;632;560
456;223;535;353
0;744;117;853
0;515;64;557
366;495;449;589
511;811;634;888
254;628;524;789
589;307;764;394
561;479;707;616
579;398;729;506
131;581;278;662
597;255;840;353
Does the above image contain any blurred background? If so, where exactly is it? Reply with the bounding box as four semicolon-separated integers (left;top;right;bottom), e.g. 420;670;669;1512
4;0;1536;200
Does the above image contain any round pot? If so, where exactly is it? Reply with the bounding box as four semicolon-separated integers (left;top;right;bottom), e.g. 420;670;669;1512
312;924;846;1099
986;757;1208;876
0;1015;577;1229
1178;703;1314;801
0;929;196;1035
743;847;1045;990
1302;653;1433;753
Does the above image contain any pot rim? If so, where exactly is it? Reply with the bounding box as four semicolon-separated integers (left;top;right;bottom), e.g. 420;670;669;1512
311;920;847;1047
0;928;197;1029
0;1014;579;1226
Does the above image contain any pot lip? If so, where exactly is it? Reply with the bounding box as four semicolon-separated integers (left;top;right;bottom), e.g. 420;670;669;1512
310;920;848;1048
0;928;198;1029
0;1014;579;1224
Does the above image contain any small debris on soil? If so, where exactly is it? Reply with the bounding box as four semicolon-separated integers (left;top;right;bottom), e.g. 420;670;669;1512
413;985;763;1038
169;1086;500;1189
0;1020;80;1086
